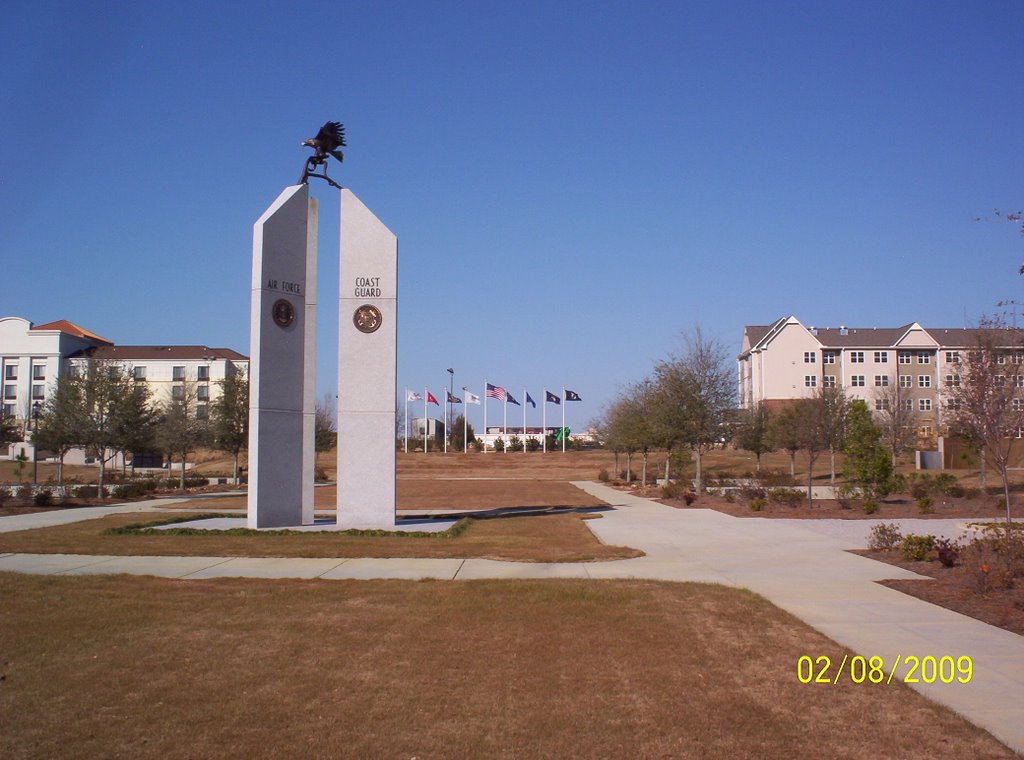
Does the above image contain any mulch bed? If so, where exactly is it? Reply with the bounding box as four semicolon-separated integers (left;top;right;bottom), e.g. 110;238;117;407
853;548;1024;636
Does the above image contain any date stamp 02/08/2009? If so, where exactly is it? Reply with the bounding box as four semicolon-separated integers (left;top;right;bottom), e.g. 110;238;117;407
797;655;973;685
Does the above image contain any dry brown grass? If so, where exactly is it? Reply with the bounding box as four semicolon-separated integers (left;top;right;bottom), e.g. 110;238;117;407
0;511;639;562
0;573;1013;760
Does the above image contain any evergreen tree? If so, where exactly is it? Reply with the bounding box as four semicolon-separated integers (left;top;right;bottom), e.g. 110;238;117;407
842;400;894;498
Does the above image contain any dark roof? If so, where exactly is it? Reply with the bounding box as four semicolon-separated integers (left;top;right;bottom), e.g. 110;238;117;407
742;319;1003;351
66;345;248;361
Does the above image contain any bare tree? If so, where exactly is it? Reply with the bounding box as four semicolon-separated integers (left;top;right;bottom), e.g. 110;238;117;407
873;380;918;468
315;392;337;453
943;320;1024;523
73;360;137;496
155;380;209;489
604;381;657;485
211;372;249;484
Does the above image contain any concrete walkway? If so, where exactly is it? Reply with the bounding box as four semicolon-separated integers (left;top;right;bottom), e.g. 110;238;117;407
0;484;1022;753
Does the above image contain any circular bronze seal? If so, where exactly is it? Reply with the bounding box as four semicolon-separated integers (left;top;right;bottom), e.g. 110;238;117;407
271;299;296;328
353;304;382;333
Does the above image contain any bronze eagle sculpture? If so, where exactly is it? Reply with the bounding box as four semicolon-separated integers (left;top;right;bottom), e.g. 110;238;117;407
299;121;346;188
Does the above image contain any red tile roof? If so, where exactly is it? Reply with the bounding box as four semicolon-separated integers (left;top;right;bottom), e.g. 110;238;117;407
31;320;113;344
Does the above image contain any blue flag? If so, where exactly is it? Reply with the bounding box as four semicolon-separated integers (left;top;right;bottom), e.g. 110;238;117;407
526;392;536;408
545;390;560;405
506;392;520;406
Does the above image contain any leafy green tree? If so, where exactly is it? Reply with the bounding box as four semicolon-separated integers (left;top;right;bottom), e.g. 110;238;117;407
1;409;23;450
450;414;475;452
842;400;893;498
734;402;774;472
110;381;157;476
155;381;210;489
211;373;249;483
507;435;523;452
75;360;137;496
33;376;84;484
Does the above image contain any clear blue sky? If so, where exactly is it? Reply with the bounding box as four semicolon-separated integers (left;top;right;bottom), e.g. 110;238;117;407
2;1;1021;433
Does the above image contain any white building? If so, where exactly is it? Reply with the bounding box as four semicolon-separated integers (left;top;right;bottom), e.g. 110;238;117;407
737;315;1010;446
1;315;247;444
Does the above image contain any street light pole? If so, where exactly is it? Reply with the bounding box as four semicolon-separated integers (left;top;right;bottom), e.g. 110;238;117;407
31;401;41;485
446;368;454;453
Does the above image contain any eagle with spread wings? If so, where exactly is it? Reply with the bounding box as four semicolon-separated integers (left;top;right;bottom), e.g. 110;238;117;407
299;121;346;188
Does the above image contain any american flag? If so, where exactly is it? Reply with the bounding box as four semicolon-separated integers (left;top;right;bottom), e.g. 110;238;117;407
486;383;507;401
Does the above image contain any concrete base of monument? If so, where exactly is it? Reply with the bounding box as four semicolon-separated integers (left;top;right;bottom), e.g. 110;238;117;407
155;516;459;533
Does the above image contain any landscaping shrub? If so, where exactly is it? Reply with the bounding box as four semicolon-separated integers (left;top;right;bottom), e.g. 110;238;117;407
900;534;936;561
835;483;857;510
961;487;981;500
933;473;958;496
16;484;33;501
661;480;683;499
867;522;903;551
722;491;735;503
916;495;934;515
598;469;610;482
934;538;960;568
961;526;1024;591
769;488;803;507
0;489;8;508
75;485;99;499
757;470;797;487
738;485;767;502
909;481;931;500
683;492;697;506
33;489;52;506
749;497;767;512
862;499;880;515
113;480;160;499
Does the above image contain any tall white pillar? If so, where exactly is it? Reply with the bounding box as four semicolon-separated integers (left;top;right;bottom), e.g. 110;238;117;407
337;189;398;529
248;184;316;528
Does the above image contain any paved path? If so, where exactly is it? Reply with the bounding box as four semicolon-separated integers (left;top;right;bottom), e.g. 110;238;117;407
0;484;1022;753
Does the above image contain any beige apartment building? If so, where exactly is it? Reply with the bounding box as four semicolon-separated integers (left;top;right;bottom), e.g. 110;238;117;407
738;316;1013;445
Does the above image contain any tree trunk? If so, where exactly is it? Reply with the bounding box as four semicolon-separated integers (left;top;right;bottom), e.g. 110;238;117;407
979;446;986;489
755;452;761;473
625;452;632;483
179;450;186;490
641;450;648;487
233;451;240;485
664;449;671;482
789;451;796;477
807;453;816;505
829;447;836;484
695;450;704;493
57;452;64;485
98;449;105;499
613;451;620;480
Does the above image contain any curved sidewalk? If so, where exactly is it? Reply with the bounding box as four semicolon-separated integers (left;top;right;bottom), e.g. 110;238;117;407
0;483;1022;753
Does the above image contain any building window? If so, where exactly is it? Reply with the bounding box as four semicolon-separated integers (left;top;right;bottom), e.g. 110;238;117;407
899;375;912;388
874;375;889;387
67;365;82;379
2;403;14;418
803;352;816;364
946;399;961;411
1014;352;1024;365
997;354;1006;365
919;425;933;437
850;351;865;363
3;384;16;399
133;366;147;381
875;399;890;411
851;375;865;387
898;351;911;364
197;366;210;380
197;385;210;401
995;375;1006;387
1016;376;1024;388
172;366;186;381
32;364;45;380
4;365;17;380
945;374;960;387
31;384;45;400
918;375;931;388
804;376;817;387
901;399;914;411
1015;427;1024;439
196;404;209;420
874;351;888;363
172;385;185;400
1013;399;1024;412
919;399;932;411
945;351;960;364
822;376;836;388
916;352;931;364
822;352;837;364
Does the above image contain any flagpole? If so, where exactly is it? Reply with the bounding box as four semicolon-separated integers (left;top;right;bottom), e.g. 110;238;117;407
404;389;409;454
443;386;448;455
462;388;468;454
483;379;488;453
423;386;428;453
523;388;527;455
503;396;507;453
542;387;547;453
562;387;568;453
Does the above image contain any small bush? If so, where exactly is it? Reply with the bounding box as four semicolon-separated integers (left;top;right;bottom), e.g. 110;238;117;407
749;497;767;512
769;488;803;507
962;487;981;499
757;471;797;487
934;538;960;567
900;534;936;561
862;499;880;515
33;489;52;506
75;485;99;499
683;492;697;506
917;495;934;515
16;484;33;501
598;469;610;482
0;489;8;508
661;480;684;500
933;473;958;495
945;484;965;498
867;522;902;551
909;482;930;500
723;491;735;503
738;485;767;502
889;473;908;493
835;483;857;510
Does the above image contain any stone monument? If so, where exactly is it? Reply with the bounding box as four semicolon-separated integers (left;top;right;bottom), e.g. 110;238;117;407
248;122;397;530
336;189;398;528
248;184;317;528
